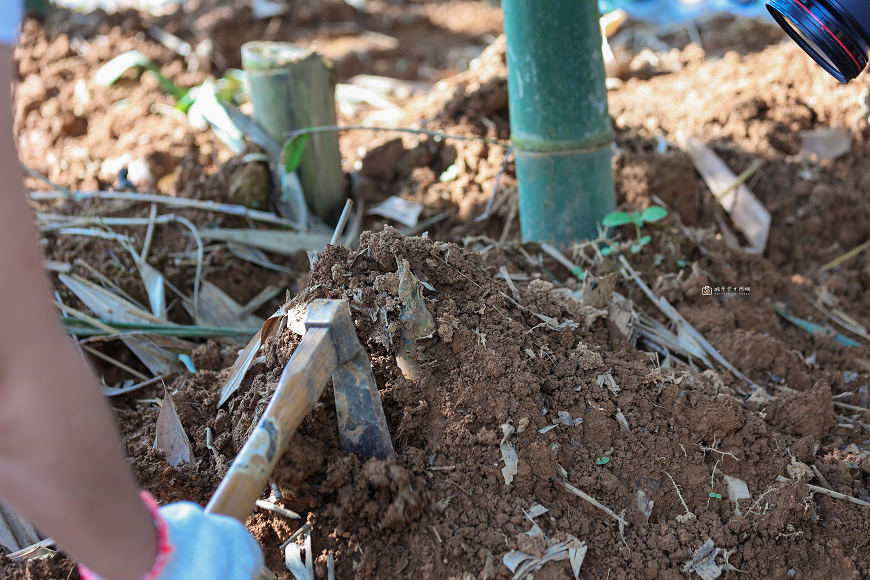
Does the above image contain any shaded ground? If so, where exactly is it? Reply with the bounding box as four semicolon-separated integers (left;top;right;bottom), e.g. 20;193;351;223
2;2;869;580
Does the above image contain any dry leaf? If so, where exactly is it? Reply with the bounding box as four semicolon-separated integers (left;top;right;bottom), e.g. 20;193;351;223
217;308;285;406
0;503;40;553
187;280;263;331
723;475;751;516
555;411;583;426
500;423;519;486
682;538;723;580
582;274;615;309
285;527;314;580
154;387;195;467
59;273;186;375
366;196;424;227
227;242;296;275
800;127;852;160
635;477;660;522
678;136;771;255
596;370;621;396
199;229;331;256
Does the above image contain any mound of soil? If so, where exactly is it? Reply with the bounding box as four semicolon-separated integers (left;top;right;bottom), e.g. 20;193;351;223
105;227;869;580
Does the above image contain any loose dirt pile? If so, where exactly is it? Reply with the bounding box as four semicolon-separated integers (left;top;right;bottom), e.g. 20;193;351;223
115;227;870;579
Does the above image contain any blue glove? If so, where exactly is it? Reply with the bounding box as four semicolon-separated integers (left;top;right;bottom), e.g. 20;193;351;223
0;0;22;46
80;493;265;580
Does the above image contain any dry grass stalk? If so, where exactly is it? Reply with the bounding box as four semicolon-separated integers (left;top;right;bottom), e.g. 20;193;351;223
29;190;299;228
552;476;629;527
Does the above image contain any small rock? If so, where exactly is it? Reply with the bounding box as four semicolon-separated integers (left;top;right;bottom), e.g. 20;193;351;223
228;162;271;209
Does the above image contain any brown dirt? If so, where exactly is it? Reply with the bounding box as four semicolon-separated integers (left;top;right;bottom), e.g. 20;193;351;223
4;3;870;580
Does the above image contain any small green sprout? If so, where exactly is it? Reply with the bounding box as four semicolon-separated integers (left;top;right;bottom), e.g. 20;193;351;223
596;457;610;465
601;206;669;254
708;492;723;499
440;164;460;182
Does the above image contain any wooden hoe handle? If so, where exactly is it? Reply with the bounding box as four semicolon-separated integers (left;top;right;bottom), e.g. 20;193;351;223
205;326;338;521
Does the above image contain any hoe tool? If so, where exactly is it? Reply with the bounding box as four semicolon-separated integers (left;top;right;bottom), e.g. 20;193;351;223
206;299;394;522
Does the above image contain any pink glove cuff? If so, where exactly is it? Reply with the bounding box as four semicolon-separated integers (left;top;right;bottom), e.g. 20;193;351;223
79;491;174;580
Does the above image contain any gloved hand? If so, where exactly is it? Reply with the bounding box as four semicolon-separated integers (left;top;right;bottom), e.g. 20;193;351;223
79;492;264;580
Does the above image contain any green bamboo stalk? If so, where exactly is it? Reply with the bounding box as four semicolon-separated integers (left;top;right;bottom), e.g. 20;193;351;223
502;0;616;246
241;42;345;220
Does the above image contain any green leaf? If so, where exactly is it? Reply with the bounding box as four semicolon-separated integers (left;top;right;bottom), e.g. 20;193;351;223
596;457;610;465
677;259;687;268
282;133;312;173
94;50;154;86
630;211;643;226
639;235;651;246
600;246;613;256
602;211;632;227
145;69;187;99
630;244;642;254
641;206;668;223
175;90;196;113
439;164;460;182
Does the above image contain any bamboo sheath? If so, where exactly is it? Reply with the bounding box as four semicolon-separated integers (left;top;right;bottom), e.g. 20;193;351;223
206;327;338;522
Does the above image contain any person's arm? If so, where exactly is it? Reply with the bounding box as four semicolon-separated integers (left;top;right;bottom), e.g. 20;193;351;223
0;44;158;580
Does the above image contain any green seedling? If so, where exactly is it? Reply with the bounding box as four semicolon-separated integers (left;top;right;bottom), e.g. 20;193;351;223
601;206;669;254
708;492;723;499
596;457;610;465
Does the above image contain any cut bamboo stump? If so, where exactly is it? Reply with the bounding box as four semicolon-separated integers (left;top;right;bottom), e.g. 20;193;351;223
241;42;345;220
502;0;616;246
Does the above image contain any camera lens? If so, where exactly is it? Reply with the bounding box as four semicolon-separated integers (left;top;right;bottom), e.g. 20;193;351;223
766;0;870;83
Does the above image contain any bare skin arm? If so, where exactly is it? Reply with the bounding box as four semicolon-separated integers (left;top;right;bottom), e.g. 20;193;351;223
0;46;156;580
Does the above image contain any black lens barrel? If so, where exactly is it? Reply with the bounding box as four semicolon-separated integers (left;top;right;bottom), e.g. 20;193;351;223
767;0;870;83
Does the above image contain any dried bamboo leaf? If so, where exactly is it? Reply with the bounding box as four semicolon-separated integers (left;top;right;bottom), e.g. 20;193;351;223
185;280;263;331
500;423;519;485
132;255;167;319
0;503;40;551
8;539;56;561
366;196;424;227
154;387;195;467
199;229;331;256
227;242;297;275
217;309;285;406
59;274;185;374
103;373;178;397
800;127;852;160
284;526;314;580
59;274;167;325
679;136;771;254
